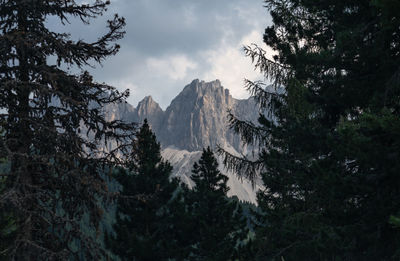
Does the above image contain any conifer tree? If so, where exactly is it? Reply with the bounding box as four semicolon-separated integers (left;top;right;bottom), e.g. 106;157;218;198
0;164;16;260
188;147;248;261
0;127;17;260
0;1;135;259
107;120;184;261
220;0;400;260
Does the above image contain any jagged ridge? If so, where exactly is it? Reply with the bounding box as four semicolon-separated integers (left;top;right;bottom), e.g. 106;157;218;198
103;79;261;202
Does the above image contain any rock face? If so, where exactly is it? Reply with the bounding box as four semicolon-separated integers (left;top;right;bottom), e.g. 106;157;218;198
132;79;259;152
160;79;236;151
103;79;262;202
135;96;164;129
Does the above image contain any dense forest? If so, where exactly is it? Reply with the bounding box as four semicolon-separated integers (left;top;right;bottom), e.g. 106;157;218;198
1;0;400;260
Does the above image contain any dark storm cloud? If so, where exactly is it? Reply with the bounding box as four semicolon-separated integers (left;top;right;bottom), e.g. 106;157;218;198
47;0;271;108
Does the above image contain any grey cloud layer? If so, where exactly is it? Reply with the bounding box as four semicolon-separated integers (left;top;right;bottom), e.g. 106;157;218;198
47;0;270;108
118;0;265;54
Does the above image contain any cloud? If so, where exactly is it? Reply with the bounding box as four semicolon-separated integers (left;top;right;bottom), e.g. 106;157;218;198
146;55;198;80
200;30;274;99
46;0;272;108
108;80;139;97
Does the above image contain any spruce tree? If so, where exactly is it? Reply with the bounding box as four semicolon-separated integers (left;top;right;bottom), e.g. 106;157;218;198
0;161;16;260
0;1;135;259
107;120;184;261
220;0;400;260
188;147;248;261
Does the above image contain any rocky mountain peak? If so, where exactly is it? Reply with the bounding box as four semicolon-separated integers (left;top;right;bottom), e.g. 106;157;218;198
170;79;232;110
135;95;163;128
100;79;262;202
137;95;160;112
181;79;226;97
157;79;257;151
141;95;154;103
105;79;259;152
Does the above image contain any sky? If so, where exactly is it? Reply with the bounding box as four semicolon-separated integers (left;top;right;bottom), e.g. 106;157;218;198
49;0;272;109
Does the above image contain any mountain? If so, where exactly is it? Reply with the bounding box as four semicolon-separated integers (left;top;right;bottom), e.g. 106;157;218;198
103;79;262;203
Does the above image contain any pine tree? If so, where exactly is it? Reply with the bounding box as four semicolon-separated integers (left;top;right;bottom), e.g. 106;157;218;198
220;0;400;260
0;161;16;260
107;120;184;261
0;1;135;259
188;147;248;261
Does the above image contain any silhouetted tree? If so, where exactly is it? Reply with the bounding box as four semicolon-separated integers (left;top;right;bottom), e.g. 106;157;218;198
107;120;184;261
188;147;248;260
0;1;135;259
0;162;16;260
220;0;400;260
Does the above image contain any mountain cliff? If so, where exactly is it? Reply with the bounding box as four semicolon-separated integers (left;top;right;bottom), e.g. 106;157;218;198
104;79;262;202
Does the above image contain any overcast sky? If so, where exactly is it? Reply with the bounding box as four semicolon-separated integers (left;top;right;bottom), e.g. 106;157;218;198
50;0;272;109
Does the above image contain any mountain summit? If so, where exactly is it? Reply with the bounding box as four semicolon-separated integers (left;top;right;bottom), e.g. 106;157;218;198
104;79;262;202
160;79;238;151
131;79;259;152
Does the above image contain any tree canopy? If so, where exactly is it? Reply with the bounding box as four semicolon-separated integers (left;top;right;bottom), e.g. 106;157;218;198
189;147;248;261
107;120;184;261
0;0;135;259
221;0;400;260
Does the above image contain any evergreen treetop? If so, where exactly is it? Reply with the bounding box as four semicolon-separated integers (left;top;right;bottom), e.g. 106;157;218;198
192;146;229;195
189;147;249;261
107;120;184;261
